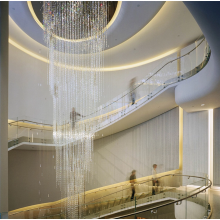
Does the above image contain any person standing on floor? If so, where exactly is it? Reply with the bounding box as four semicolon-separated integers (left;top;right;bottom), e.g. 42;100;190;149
130;170;136;200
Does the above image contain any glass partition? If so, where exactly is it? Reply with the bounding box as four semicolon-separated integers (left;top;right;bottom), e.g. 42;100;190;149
8;116;53;150
79;38;210;135
8;38;210;150
8;173;211;219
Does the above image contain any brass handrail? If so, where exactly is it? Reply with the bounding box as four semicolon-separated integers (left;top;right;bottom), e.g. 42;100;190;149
8;38;210;131
86;37;207;117
8;174;211;219
115;174;212;219
8;119;52;127
8;173;208;217
8;172;179;216
8;42;211;133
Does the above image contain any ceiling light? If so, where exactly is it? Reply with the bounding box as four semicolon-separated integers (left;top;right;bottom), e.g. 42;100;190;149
201;104;205;106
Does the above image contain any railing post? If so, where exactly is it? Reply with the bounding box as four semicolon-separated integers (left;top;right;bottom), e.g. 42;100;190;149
135;196;137;219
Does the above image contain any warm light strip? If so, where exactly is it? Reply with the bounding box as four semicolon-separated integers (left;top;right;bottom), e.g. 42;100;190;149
208;109;213;183
9;168;180;215
9;38;49;63
104;1;122;31
179;107;183;170
8;119;52;130
9;37;183;72
27;1;122;43
27;1;44;29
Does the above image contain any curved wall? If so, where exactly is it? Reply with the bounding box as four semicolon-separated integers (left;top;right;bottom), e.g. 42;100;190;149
9;42;179;123
182;110;208;177
9;44;53;122
175;2;220;112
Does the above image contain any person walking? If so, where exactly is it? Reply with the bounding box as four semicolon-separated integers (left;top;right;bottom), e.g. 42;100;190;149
152;164;159;195
129;78;136;105
130;170;136;200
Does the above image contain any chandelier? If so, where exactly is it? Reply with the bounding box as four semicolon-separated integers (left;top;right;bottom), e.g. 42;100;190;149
43;1;108;218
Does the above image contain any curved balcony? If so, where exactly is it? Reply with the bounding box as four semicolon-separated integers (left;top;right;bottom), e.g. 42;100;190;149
8;37;210;150
8;173;212;219
175;2;220;112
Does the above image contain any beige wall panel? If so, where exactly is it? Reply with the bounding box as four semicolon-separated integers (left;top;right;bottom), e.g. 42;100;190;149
183;110;208;177
87;107;179;191
8;149;60;211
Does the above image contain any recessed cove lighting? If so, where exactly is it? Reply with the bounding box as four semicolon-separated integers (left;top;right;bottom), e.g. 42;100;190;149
201;104;205;106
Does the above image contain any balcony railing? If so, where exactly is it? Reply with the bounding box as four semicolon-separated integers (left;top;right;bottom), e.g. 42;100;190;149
8;173;211;219
8;37;211;149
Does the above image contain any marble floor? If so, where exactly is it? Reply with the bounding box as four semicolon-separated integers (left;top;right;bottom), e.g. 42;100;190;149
208;187;220;219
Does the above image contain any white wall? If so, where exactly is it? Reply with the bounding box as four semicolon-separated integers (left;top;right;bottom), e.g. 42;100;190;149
175;200;206;219
9;38;204;123
86;107;179;191
9;43;178;122
182;110;208;177
9;44;53;123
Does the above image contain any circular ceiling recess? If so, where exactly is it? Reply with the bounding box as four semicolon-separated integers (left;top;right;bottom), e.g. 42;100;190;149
31;1;118;40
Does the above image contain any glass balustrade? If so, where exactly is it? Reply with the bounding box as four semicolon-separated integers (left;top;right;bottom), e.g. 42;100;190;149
8;173;211;219
8;116;53;149
79;38;210;134
8;38;211;149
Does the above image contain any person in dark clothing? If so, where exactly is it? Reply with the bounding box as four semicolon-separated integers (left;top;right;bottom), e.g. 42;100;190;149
152;164;159;195
70;107;82;129
130;170;136;200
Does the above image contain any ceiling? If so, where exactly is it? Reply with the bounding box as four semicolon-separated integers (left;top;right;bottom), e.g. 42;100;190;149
9;1;203;70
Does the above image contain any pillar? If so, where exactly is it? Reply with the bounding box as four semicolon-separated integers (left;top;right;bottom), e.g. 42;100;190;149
0;2;8;219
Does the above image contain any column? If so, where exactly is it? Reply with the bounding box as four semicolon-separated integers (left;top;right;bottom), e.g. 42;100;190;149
0;2;8;219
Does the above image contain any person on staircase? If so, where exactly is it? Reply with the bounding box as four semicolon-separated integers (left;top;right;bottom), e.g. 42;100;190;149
130;170;136;200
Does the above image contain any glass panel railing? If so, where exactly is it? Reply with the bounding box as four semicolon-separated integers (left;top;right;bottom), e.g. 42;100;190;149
8;173;211;219
8;116;53;149
8;38;210;149
79;38;210;133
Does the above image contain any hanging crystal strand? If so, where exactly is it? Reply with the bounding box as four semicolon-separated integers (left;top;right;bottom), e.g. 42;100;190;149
43;1;107;218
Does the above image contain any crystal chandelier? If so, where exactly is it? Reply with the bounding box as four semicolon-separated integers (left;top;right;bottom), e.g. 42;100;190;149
43;2;107;218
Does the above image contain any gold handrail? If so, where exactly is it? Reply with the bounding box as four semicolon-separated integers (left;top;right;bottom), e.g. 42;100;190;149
115;174;212;219
8;172;208;217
